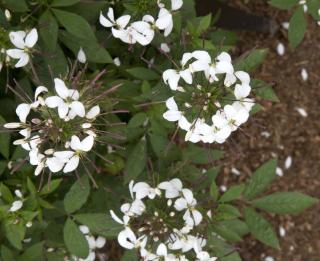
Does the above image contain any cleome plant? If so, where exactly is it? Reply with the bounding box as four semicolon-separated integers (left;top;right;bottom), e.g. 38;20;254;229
0;0;318;261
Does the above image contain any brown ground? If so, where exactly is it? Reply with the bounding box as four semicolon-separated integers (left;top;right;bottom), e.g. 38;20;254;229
220;1;320;260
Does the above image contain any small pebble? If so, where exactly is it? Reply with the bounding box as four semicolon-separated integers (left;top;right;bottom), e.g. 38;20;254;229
276;167;283;177
295;107;308;117
301;68;308;81
276;42;285;56
231;167;241;176
279;226;286;237
285;156;293;169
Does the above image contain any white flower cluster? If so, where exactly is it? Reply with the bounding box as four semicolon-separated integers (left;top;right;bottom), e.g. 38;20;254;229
6;28;38;68
99;0;183;46
162;50;254;144
110;179;217;261
72;225;106;261
4;78;100;176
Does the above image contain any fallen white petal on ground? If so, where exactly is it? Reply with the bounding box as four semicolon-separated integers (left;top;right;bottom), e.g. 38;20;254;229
231;167;241;176
261;131;271;138
276;167;283;177
279;226;286;237
301;68;308;81
295;107;308;117
265;256;275;261
276;42;285;56
285;156;293;169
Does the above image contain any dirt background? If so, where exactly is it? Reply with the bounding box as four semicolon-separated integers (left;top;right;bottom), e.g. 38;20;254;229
219;1;320;260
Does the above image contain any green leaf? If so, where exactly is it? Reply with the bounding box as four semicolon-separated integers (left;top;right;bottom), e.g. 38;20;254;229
52;0;81;7
219;184;245;203
0;183;13;202
59;31;112;63
126;68;159;81
1;245;15;261
124;138;147;183
307;0;320;20
243;159;277;200
63;218;89;259
27;177;36;195
4;222;25;250
253;192;318;214
121;250;138;261
268;0;299;10
74;213;122;238
252;79;279;102
53;9;97;42
3;0;29;11
234;49;268;72
210;181;219;202
40;178;63;195
18;242;44;261
0;115;10;158
128;113;148;128
221;252;242;261
198;14;212;33
39;10;58;51
289;7;307;48
63;175;90;214
244;207;280;249
215;204;241;221
212;223;243;242
220;219;250;237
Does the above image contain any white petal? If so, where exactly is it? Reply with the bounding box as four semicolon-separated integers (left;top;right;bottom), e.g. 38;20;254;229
224;73;237;87
54;78;69;99
171;0;183;10
45;96;63;108
86;105;100;119
34;161;45;176
216;61;234;74
110;210;124;225
80;135;94;152
165;97;178;111
156;243;167;256
235;71;250;85
9;31;26;49
77;47;86;63
46;157;64;173
192;50;211;63
16;103;30;123
58;103;69;119
192;209;203;226
79;225;90;234
15;53;30;68
116;15;131;28
156;8;172;30
70;135;82;151
180;69;192;84
6;49;24;59
71;101;85;117
53;151;74;161
163;110;182;122
163;69;180;90
234;84;251;99
181;52;193;66
10;200;23;212
63;155;79;173
174;198;188;211
99;12;114;27
107;7;115;22
178;116;191;131
95;236;106;248
118;227;136;249
34;86;48;100
217;52;232;63
191;60;209;72
68;89;79;100
163;20;173;37
25;28;38;48
182;188;194;204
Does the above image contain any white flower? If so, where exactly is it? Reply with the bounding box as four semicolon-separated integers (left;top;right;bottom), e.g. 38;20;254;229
158;178;183;198
9;200;23;212
7;28;38;68
131;182;161;199
121;199;146;216
118;227;147;249
77;47;86;63
45;78;85;119
130;21;155;46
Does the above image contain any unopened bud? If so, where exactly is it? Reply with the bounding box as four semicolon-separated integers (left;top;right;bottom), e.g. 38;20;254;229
5;9;11;21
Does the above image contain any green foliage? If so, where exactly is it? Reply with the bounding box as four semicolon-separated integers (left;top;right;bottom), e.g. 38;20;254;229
289;7;307;48
63;218;89;258
269;0;300;10
243;159;277;199
64;175;90;214
253;192;318;214
244;207;280;249
235;49;268;72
